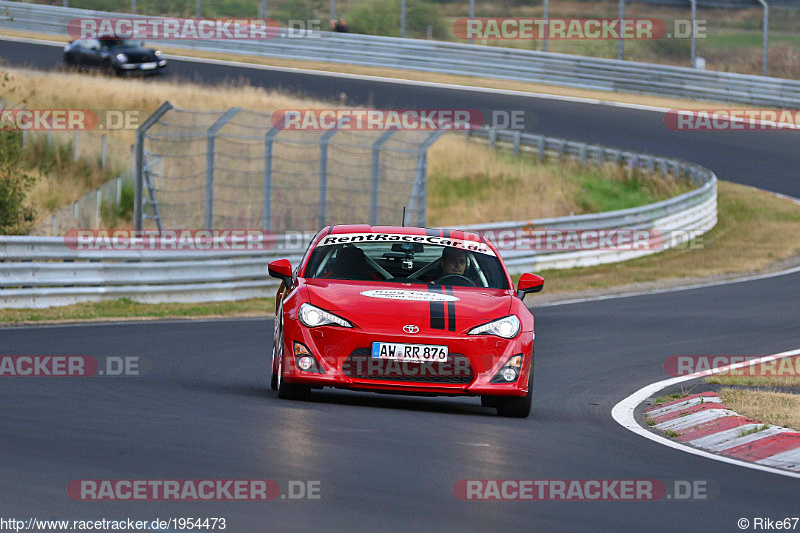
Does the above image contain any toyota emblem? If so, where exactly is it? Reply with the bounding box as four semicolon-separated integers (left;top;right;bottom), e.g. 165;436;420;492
403;325;419;334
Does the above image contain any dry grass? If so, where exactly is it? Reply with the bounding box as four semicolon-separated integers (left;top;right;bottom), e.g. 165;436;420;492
719;387;800;432
3;66;685;229
427;135;577;223
535;180;800;292
0;28;771;111
706;356;800;388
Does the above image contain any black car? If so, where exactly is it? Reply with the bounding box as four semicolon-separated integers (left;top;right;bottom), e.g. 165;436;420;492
64;37;167;75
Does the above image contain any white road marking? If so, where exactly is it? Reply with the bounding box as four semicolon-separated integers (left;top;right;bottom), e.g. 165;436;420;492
612;348;800;479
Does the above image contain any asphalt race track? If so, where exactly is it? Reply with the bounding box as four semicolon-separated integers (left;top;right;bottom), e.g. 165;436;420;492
1;38;799;532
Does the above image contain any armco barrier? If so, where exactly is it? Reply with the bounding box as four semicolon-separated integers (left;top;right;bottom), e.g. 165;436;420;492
0;128;716;308
1;0;798;107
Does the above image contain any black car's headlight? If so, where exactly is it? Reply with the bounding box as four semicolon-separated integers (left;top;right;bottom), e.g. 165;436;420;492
468;315;520;339
298;303;352;328
115;53;128;63
155;50;163;56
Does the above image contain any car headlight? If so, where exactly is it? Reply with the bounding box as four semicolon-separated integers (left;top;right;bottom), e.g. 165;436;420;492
155;50;162;56
468;315;520;339
115;53;128;63
298;303;352;328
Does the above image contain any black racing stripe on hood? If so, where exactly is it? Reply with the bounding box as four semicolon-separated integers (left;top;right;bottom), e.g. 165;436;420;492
445;286;456;332
427;285;445;330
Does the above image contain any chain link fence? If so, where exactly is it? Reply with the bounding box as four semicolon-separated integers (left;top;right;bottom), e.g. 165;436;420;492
137;104;444;232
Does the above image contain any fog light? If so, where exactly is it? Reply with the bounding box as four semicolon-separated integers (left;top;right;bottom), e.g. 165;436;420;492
298;356;313;370
501;367;518;382
490;353;524;384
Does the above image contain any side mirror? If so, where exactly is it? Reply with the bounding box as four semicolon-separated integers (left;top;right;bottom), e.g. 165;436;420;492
268;259;293;286
516;273;544;300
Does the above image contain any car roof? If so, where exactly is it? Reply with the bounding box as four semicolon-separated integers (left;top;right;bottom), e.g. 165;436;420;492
325;224;485;243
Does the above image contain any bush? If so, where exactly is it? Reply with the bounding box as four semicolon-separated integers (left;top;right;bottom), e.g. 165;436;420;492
0;130;36;235
347;0;448;39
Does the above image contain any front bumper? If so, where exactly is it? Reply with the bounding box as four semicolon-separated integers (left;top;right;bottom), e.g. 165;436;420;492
280;318;533;397
116;60;168;75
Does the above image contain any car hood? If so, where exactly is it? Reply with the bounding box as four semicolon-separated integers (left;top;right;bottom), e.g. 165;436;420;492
113;47;158;61
304;279;513;329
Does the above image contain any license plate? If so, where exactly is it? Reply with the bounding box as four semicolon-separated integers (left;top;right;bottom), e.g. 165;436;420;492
371;342;448;362
140;62;157;70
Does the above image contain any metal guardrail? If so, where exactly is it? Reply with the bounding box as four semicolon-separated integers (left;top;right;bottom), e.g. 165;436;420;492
1;1;799;107
0;128;717;308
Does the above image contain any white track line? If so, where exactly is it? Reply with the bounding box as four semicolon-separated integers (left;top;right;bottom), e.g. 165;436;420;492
536;264;800;308
612;348;800;479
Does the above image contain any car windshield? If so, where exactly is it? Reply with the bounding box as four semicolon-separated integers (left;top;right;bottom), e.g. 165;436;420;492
303;235;509;289
100;39;141;49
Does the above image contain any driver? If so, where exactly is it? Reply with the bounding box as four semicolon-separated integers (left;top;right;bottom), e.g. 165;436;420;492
441;247;468;277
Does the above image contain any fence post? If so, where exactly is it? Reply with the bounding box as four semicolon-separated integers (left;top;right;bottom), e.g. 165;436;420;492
263;126;281;231
205;107;241;229
542;0;549;52
512;131;521;156
196;0;201;18
95;190;102;227
135;101;173;231
131;0;136;14
22;129;27;148
370;130;397;225
537;135;545;160
116;176;121;207
47;130;53;149
757;0;769;76
488;128;497;150
617;0;625;60
690;0;697;68
73;130;79;161
319;127;340;228
408;130;447;227
51;216;56;236
101;134;107;169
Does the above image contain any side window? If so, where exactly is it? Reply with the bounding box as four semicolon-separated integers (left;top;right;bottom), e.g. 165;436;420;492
85;39;100;50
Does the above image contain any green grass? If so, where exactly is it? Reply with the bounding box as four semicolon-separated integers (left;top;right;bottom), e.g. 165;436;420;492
0;297;275;323
654;393;687;406
664;429;680;438
573;172;676;213
738;424;770;438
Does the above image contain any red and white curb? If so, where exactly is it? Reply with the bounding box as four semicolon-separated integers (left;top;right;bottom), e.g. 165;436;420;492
612;348;800;479
645;392;800;472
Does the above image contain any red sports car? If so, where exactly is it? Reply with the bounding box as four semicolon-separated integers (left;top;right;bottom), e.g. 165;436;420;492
268;225;544;417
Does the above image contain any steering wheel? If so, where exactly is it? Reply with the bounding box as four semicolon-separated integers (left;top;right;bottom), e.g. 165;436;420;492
433;274;476;287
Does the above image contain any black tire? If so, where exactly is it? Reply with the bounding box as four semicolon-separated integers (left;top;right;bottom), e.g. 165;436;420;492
495;366;533;418
278;379;311;401
270;370;278;391
480;396;499;408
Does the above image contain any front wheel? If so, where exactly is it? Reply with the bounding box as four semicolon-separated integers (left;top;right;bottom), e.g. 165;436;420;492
495;367;533;418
